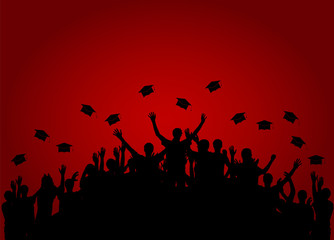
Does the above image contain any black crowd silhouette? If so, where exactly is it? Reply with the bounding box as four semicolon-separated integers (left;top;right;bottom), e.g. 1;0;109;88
2;112;333;240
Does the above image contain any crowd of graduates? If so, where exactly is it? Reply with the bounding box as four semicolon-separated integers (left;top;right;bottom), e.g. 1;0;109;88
2;112;333;240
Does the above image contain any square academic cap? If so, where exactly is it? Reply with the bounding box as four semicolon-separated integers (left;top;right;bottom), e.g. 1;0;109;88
12;154;26;166
283;111;298;123
291;136;305;148
309;155;324;165
105;114;120;126
257;120;272;130
139;85;154;97
34;129;49;141
57;143;72;152
176;98;191;110
81;104;96;117
206;81;221;93
231;113;246;124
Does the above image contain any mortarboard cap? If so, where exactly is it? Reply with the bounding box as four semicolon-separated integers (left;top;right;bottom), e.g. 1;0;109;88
176;98;191;110
231;113;246;124
34;129;49;141
283;111;298;123
57;143;72;152
291;136;305;148
257;120;272;130
206;81;221;93
105;114;120;126
309;155;324;165
81;104;96;117
139;85;154;97
11;154;26;166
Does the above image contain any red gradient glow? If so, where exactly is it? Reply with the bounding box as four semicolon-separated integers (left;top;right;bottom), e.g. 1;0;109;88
1;0;334;237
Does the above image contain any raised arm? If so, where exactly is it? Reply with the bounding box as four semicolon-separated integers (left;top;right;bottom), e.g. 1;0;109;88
10;180;17;200
260;154;276;175
277;159;302;187
58;165;66;195
92;153;99;171
148;112;168;143
192;114;207;137
283;172;295;203
317;176;324;192
120;144;126;174
113;129;138;157
113;147;120;171
98;147;106;173
16;176;22;199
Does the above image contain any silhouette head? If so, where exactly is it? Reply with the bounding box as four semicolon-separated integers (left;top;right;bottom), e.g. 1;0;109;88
127;158;136;173
4;191;15;202
241;148;253;163
297;190;307;204
65;179;75;193
172;128;182;141
41;174;55;189
263;173;273;187
198;139;210;152
321;188;331;200
85;164;97;176
144;143;154;156
213;139;222;153
21;185;29;197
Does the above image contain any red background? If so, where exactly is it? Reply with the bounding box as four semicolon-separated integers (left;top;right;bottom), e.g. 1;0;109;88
1;0;334;237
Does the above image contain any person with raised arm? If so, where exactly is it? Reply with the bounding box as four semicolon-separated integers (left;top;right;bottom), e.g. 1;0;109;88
148;112;207;189
229;148;276;188
311;172;333;240
113;129;165;180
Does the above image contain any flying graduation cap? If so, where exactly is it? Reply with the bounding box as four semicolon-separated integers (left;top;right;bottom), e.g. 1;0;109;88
11;154;26;166
231;113;246;124
206;81;221;93
257;120;272;130
176;98;191;110
139;85;154;97
291;136;305;148
57;143;72;152
81;104;96;117
34;130;49;141
283;111;298;123
105;114;120;126
309;155;324;165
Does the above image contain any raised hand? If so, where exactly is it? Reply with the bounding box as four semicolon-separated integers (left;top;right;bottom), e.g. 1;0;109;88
229;146;236;156
114;147;120;159
113;128;122;138
59;165;66;176
71;171;79;181
201;113;207;123
271;154;276;161
16;176;23;186
293;158;302;169
98;147;106;159
92;153;99;166
148;112;156;121
311;171;318;182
